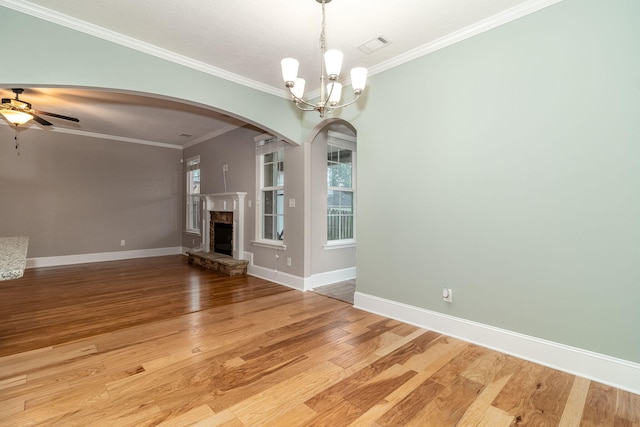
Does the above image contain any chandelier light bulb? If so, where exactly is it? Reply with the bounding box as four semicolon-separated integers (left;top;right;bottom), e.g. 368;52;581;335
327;82;342;105
281;58;299;84
291;78;306;99
350;67;368;93
324;49;343;79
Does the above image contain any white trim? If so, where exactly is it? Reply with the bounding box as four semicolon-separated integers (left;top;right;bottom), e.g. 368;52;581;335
247;263;305;291
0;0;562;100
182;125;240;149
26;246;182;268
309;267;356;290
0;0;283;98
200;192;246;260
0;121;183;149
250;240;287;251
323;240;356;250
354;292;640;395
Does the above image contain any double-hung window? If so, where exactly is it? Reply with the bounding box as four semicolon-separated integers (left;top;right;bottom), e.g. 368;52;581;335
185;156;201;234
256;137;285;242
327;132;356;242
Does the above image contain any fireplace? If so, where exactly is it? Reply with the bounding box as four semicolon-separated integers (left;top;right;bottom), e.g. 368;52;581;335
210;211;233;256
200;192;246;260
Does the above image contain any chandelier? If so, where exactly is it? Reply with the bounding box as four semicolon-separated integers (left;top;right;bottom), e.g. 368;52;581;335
280;0;367;118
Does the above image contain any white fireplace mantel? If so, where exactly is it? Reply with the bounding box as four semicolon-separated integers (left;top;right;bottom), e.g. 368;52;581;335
199;192;247;260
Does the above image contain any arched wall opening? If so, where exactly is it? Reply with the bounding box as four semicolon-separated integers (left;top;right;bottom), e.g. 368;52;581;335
303;118;358;291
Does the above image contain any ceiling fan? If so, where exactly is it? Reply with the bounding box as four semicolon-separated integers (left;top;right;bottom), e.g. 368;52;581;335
1;88;79;126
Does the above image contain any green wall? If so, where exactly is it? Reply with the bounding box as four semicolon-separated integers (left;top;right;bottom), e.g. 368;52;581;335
0;6;302;144
351;0;640;362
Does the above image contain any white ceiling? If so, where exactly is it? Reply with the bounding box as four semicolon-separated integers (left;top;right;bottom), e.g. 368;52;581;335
0;0;558;148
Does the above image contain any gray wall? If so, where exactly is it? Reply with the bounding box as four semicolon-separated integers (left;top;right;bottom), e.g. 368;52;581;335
0;126;182;257
182;126;307;277
182;126;257;251
349;0;640;363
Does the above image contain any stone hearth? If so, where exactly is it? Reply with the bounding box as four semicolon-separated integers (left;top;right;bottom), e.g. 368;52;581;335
186;250;248;276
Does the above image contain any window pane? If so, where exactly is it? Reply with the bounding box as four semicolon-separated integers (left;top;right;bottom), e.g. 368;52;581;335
276;215;284;240
263;190;274;215
189;195;200;230
263;151;284;187
263;162;274;187
275;189;284;215
340;191;353;211
263;215;273;240
327;189;353;240
276;160;284;186
327;148;352;188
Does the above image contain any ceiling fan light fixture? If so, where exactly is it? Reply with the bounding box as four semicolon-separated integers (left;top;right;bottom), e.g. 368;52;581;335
0;109;34;126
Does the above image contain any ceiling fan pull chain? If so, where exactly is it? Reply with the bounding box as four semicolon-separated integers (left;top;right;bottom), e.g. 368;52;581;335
14;127;20;155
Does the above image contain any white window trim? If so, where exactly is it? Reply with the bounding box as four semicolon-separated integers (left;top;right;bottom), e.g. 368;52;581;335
185;155;201;235
254;135;286;246
327;131;356;244
250;240;288;250
323;240;356;250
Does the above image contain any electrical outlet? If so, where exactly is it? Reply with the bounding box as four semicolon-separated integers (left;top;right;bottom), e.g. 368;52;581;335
287;257;292;267
442;288;453;303
120;240;126;246
223;164;228;172
289;198;296;208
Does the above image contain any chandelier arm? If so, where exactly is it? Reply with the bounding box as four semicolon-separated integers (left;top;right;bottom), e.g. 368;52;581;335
294;102;318;112
328;92;362;110
286;86;318;109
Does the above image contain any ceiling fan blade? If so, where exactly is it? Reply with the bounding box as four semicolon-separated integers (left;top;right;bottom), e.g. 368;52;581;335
32;114;53;126
33;110;79;123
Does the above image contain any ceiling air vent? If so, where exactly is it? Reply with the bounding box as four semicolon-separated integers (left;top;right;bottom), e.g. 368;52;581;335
357;36;391;54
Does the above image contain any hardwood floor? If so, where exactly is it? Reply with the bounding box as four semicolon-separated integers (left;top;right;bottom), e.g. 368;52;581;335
312;280;356;304
0;256;638;426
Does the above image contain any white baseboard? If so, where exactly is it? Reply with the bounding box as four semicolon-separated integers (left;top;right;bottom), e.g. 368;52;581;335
27;247;183;268
247;264;356;292
354;291;640;395
247;263;306;291
309;267;356;290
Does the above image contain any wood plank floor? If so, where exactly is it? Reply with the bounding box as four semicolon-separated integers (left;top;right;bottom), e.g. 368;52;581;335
0;255;638;426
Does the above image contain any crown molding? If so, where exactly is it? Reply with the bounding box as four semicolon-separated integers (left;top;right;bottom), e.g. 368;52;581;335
0;0;285;98
182;124;240;149
0;0;563;100
300;0;564;97
0;120;183;149
368;0;564;78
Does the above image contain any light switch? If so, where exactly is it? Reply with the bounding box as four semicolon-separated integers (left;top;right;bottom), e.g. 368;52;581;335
289;198;296;208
